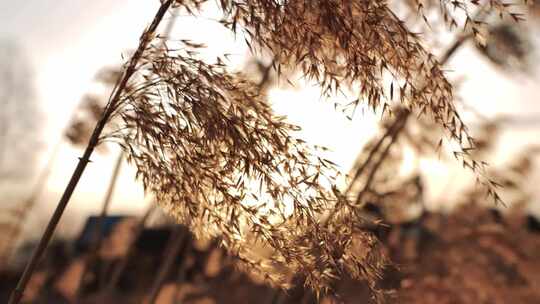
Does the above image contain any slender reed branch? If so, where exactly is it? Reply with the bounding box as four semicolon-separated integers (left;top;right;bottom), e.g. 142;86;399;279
354;111;409;205
105;205;156;291
342;7;480;217
346;27;474;196
171;236;192;302
93;152;124;251
102;7;180;294
345;115;405;194
8;2;174;303
146;226;187;304
439;33;473;65
76;151;124;296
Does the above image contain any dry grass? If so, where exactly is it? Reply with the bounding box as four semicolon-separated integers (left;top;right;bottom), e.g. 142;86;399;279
109;40;386;297
9;1;533;302
103;0;529;298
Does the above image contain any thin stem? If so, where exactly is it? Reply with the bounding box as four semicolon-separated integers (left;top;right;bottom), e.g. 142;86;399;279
345;116;403;194
94;152;124;249
354;111;409;205
104;6;180;292
345;28;471;196
7;2;175;303
146;226;187;304
324;110;409;225
341;5;480;218
439;33;473;65
76;151;124;296
105;205;156;291
171;237;192;302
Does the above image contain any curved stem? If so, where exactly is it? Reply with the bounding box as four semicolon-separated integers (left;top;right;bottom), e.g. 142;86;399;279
7;1;175;303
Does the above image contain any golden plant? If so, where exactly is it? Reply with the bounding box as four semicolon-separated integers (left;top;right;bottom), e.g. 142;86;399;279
210;0;529;204
109;42;385;297
10;1;532;303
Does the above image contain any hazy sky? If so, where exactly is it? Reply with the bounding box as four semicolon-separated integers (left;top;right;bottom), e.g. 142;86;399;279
2;1;540;239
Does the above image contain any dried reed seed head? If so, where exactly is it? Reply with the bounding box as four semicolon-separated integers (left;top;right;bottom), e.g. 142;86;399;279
111;41;387;297
105;0;528;297
207;0;528;204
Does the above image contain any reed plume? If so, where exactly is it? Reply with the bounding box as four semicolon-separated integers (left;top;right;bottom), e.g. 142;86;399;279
210;0;527;204
107;40;385;296
11;0;530;302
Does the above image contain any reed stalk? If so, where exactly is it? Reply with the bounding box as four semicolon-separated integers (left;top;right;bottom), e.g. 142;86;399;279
76;151;124;296
8;1;175;302
146;226;187;304
105;205;156;292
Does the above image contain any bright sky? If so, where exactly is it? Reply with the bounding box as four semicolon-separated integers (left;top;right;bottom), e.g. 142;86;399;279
1;1;540;239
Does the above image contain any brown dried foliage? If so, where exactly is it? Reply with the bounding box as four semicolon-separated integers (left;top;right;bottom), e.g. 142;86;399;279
94;0;530;299
110;42;387;297
210;0;531;203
